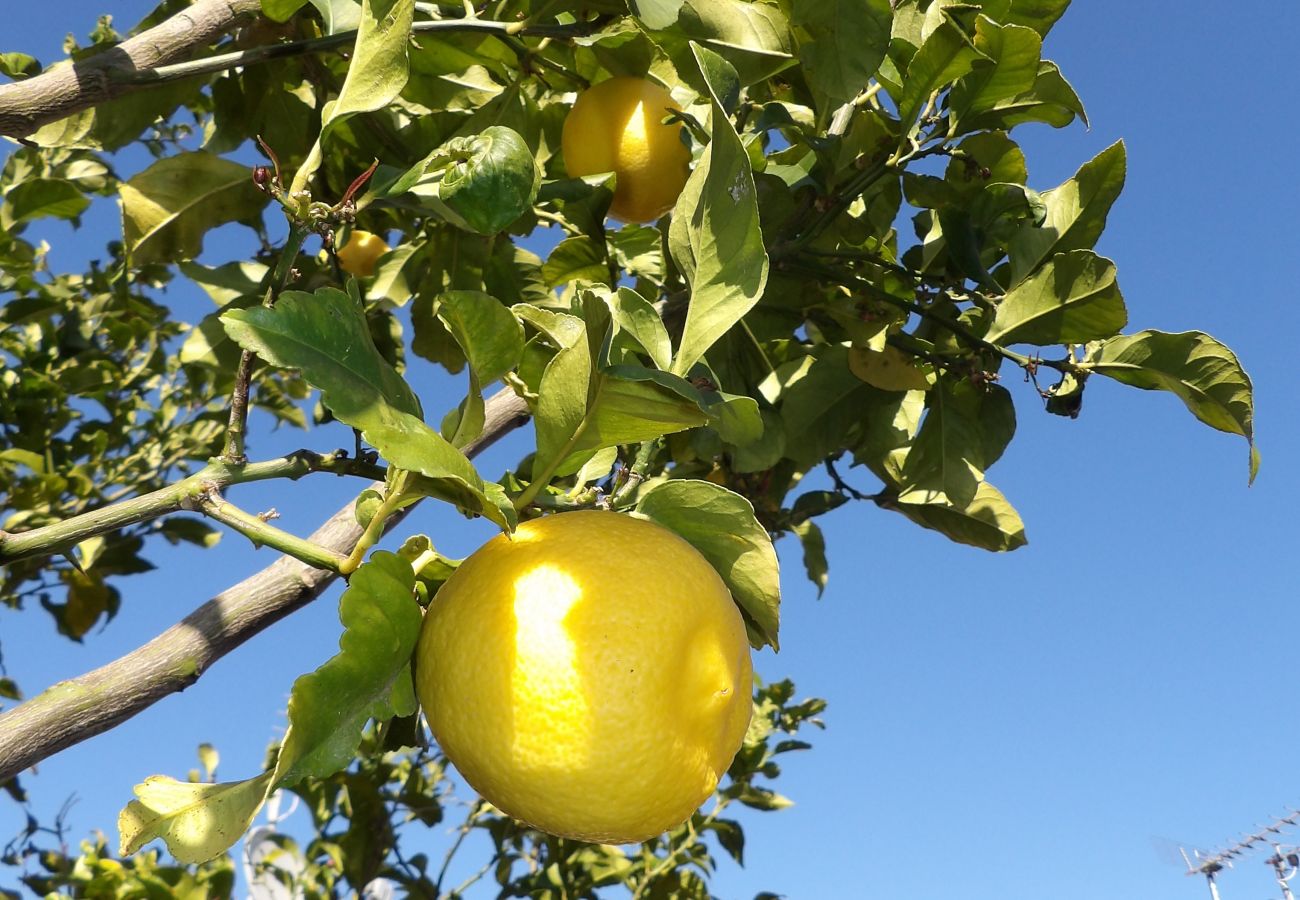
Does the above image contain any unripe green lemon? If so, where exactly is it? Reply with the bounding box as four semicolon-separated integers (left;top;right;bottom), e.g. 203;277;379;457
561;77;692;224
414;510;753;843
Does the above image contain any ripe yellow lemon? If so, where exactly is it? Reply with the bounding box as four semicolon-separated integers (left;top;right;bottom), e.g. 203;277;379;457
414;510;753;843
561;77;692;224
335;230;390;276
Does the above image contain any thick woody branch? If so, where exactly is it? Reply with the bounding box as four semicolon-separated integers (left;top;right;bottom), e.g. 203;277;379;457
0;0;262;139
0;388;530;784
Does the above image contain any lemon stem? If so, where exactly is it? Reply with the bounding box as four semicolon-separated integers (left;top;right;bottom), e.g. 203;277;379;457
513;413;592;512
341;471;412;575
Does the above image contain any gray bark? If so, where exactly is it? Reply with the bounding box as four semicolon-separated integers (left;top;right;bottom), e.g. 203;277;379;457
0;0;262;138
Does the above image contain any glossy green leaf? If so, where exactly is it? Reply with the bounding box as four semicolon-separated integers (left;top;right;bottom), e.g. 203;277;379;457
292;0;413;189
393;126;541;235
273;552;421;784
960;60;1087;134
602;286;673;371
1005;0;1072;37
434;291;524;447
791;0;892;104
120;152;267;266
0;178;89;229
261;0;309;22
221;288;505;524
894;10;986;134
669;43;769;377
534;330;709;477
221;287;421;421
779;347;898;468
542;235;607;287
307;0;362;33
791;520;829;597
631;0;685;29
1007;140;1124;283
898;380;1016;508
949;16;1041;126
634;479;780;649
893;481;1028;551
1084;330;1258;482
985;250;1127;346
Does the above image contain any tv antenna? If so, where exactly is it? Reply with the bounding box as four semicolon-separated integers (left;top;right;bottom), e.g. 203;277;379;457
1179;809;1300;899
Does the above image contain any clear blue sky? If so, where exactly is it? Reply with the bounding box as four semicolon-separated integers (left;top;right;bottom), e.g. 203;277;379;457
4;3;1299;899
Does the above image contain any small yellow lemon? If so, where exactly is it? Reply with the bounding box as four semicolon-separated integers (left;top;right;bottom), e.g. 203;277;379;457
335;230;390;276
414;510;752;843
561;77;692;224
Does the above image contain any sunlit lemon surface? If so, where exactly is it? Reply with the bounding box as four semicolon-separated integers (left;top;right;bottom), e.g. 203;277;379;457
561;77;693;224
414;510;753;843
335;230;389;276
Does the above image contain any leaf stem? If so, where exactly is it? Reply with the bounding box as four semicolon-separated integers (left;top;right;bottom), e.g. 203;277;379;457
609;439;660;509
340;471;412;576
513;413;592;512
0;451;386;566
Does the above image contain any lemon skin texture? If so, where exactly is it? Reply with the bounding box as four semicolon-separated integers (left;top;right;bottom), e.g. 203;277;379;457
561;77;692;224
414;510;753;844
336;230;390;277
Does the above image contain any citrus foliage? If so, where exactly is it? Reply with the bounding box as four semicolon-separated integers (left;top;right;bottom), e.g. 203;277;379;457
0;0;1257;895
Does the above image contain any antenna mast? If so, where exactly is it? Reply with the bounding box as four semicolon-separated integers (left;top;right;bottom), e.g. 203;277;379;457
1181;809;1300;899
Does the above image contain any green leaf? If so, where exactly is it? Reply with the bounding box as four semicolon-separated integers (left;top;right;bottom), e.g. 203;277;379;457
634;479;780;650
273;552;421;784
1006;140;1124;283
308;0;363;33
119;152;268;266
631;0;685;29
791;520;829;597
669;43;769;376
392;126;541;235
533;332;709;478
0;52;40;79
893;481;1027;551
949;16;1042;126
222;288;506;525
261;0;309;22
894;9;986;134
119;552;420;863
157;518;222;549
118;772;273;864
1005;0;1072;37
985;250;1127;346
0;178;89;229
1084;330;1258;483
222;287;420;421
898;380;1016;508
292;0;413;190
542;235;607;287
779;347;897;468
960;59;1087;134
791;0;892;104
434;291;524;447
602;286;673;371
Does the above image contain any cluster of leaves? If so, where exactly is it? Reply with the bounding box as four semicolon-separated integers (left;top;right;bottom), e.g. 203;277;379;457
0;0;1258;895
3;679;820;899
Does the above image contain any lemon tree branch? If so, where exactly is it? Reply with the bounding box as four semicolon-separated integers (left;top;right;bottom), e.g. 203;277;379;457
0;451;385;567
0;388;529;784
